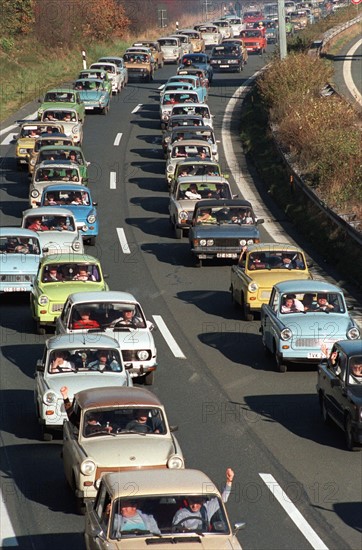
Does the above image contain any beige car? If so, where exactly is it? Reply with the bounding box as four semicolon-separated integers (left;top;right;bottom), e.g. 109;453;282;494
14;121;63;168
84;469;244;549
179;29;205;52
123;51;155;81
132;40;164;68
62;386;184;511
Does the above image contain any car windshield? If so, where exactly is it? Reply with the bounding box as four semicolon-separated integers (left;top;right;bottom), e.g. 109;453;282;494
92;64;115;73
279;292;346;314
212;46;239;56
170;117;202;128
42;189;90;206
158;39;178;46
82;407;166;437
196;206;255;225
34;138;72;151
171;106;210;117
172;130;214;143
42;110;77;122
348;356;362;385
200;26;218;33
171;144;211;159
176;163;220;177
47;347;122;374
0;236;40;255
177;182;230;200
44;92;75;103
24;215;75;232
70;302;146;330
246;251;306;271
181;55;207;64
35;167;80;182
243;30;262;37
74;79;105;91
41;263;100;283
162;93;197;105
38;149;84;164
109;494;229;537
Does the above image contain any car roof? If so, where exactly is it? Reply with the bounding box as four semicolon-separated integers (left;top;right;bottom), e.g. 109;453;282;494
246;243;305;254
195;199;252;208
38;145;81;151
334;340;362;355
171;139;212;147
37;160;79;169
0;227;40;238
171;103;208;109
42;183;89;193
274;280;343;293
177;176;228;184
172;125;213;133
23;206;75;217
39;253;99;265
103;469;218;498
66;290;137;303
46;333;120;350
75;386;162;409
158;36;180;40
45;88;76;93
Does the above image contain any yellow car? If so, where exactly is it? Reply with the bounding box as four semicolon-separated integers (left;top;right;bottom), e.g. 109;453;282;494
14;121;63;168
230;243;312;320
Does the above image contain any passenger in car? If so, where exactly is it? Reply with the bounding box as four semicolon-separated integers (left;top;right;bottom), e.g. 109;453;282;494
72;309;100;329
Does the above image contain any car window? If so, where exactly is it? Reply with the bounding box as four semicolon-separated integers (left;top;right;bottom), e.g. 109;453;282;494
0;236;40;255
271;290;279;313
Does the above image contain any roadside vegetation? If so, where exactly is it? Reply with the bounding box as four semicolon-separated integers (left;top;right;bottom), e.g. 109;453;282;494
0;0;202;121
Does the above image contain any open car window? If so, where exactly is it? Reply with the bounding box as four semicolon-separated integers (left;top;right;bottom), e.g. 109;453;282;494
47;347;122;374
82;407;166;437
279;292;345;314
70;302;147;330
0;236;40;255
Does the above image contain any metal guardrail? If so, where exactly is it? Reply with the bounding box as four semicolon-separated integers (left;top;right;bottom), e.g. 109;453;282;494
321;13;362;49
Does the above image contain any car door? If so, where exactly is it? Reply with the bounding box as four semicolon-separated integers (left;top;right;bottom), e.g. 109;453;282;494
85;481;111;549
324;351;348;428
62;412;81;487
262;289;279;352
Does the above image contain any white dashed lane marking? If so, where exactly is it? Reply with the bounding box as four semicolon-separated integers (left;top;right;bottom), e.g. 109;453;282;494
110;171;117;189
116;228;131;254
131;104;143;113
152;315;186;359
113;133;123;146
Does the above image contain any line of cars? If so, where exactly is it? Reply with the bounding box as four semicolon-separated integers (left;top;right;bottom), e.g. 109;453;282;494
3;31;246;550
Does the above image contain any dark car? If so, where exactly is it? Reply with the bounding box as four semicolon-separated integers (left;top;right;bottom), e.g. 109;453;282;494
317;340;362;451
177;53;213;82
189;199;264;266
210;44;244;72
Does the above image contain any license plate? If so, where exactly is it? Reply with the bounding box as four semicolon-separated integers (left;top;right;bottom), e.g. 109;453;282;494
246;48;253;51
307;352;322;359
3;287;27;292
217;253;238;258
220;65;229;68
85;106;94;110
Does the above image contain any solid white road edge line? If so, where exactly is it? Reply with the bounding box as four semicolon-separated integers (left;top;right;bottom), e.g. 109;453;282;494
110;171;117;189
152;315;186;359
221;75;290;243
158;84;165;90
1;134;14;146
116;228;131;254
259;473;329;550
114;133;123;146
0;484;19;547
343;38;362;106
131;104;142;113
0;111;38;137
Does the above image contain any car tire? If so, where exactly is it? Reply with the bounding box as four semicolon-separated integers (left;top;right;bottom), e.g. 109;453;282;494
320;394;332;425
241;296;254;321
345;415;359;451
88;236;96;246
174;225;183;239
275;351;287;373
143;371;154;386
41;426;53;441
102;104;109;116
36;321;46;336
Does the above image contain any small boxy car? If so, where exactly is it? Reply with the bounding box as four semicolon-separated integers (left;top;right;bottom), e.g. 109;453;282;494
261;280;360;372
37;88;85;122
14;121;63;168
0;228;42;293
55;291;157;384
63;386;184;509
35;334;132;440
317;340;362;451
84;469;244;548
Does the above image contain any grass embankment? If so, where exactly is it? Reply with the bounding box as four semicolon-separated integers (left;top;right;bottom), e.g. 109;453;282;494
0;13;199;122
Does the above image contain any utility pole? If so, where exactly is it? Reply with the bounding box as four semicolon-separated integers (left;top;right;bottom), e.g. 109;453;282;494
278;0;287;59
203;0;211;20
158;8;167;28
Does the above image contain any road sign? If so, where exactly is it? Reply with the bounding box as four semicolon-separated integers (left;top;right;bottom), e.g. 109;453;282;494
351;0;361;5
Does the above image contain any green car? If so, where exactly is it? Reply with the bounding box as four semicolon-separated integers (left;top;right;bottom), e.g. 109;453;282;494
31;254;109;334
30;145;90;183
38;88;85;122
77;69;113;96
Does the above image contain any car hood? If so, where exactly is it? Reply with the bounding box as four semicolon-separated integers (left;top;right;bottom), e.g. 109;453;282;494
244;269;311;286
46;372;128;396
192;224;259;238
79;90;104;101
176;198;199;211
44;204;94;221
108;536;237;549
81;437;175;467
282;313;356;336
0;254;40;274
103;328;154;348
37;232;78;248
18;138;36;148
38;282;105;301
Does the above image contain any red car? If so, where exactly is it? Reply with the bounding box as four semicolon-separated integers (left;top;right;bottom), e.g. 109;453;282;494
240;29;267;54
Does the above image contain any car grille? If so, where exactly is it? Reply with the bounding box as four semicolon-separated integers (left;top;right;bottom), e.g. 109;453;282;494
51;303;63;313
214;238;243;247
0;274;33;282
95;465;166;480
294;338;336;348
247;42;258;47
121;350;152;362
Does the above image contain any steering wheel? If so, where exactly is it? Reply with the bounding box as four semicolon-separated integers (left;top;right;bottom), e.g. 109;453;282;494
172;516;205;532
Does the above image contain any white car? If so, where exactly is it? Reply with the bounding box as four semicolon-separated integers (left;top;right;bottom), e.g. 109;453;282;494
29;160;83;207
35;334;133;440
170;34;193;55
222;15;245;35
55;291;157;384
165;140;214;185
160;91;200;127
97;57;128;88
90;62;123;94
39;109;83;144
212;19;234;39
198;24;223;47
157;36;183;63
170;103;214;129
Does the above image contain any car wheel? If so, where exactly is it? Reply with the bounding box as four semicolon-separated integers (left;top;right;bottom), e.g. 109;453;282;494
102;104;109;116
88;236;96;246
345;415;359;451
275;351;287;373
241;296;254;321
143;371;154;386
174;225;183;239
41;426;53;441
320;395;332;425
230;285;238;308
36;321;46;336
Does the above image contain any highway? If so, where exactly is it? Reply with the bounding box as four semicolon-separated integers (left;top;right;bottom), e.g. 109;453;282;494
0;50;361;550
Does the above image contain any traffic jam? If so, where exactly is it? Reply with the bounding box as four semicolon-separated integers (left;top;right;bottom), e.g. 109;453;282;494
1;3;361;549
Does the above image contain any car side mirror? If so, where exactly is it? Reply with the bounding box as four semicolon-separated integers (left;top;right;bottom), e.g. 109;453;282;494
124;363;133;370
346;304;354;311
170;425;179;432
331;378;342;388
147;320;156;331
36;359;44;372
42;247;49;253
233;522;246;535
257;218;264;225
13;134;18;140
306;260;313;268
38;98;42;103
232;194;239;199
92;201;98;206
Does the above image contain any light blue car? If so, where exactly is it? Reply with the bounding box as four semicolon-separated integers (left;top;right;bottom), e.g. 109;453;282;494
39;184;98;245
0;228;42;293
164;75;208;103
261;280;360;372
73;78;111;114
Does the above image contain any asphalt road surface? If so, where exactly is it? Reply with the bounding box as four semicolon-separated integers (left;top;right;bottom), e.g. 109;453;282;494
0;49;361;550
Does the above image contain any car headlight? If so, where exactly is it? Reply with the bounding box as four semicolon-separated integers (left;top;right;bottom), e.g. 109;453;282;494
137;350;150;361
72;241;81;251
43;391;57;405
82;224;88;232
179;211;189;221
31;189;40;198
100;95;106;102
72;125;80;135
167;165;174;173
30;158;36;165
173;49;178;54
247;239;254;245
87;214;96;223
38;295;49;305
248;282;258;292
162;114;169;121
80;459;96;476
280;328;292;341
167;456;184;469
200;239;207;246
19;148;27;154
206;239;214;246
239;239;246;246
347;327;360;340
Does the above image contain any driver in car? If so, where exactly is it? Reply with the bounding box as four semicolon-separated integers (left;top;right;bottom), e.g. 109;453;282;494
172;468;234;531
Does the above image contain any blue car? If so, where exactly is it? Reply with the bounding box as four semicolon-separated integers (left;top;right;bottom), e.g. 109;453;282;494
261;280;360;372
165;75;208;103
40;184;98;245
0;228;42;293
73;78;110;115
177;53;214;83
